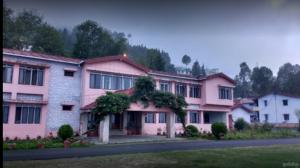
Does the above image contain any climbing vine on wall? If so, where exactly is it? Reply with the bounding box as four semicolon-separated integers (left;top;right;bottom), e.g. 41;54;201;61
92;76;188;130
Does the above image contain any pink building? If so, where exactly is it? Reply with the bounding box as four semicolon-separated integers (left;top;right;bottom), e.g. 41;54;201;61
3;49;235;142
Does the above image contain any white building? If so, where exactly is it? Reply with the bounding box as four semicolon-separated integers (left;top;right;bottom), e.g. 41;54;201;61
258;93;300;126
230;98;259;124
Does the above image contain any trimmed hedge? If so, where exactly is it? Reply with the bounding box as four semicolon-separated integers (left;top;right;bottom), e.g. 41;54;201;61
211;122;228;139
185;125;199;137
58;124;74;140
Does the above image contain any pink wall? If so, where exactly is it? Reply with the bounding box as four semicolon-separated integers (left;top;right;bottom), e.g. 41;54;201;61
3;63;49;139
142;111;218;135
203;78;234;106
81;61;147;106
3;104;48;139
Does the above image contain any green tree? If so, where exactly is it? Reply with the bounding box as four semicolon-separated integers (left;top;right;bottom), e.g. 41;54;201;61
73;20;127;59
276;63;300;96
251;66;274;96
182;54;191;68
200;64;206;77
145;49;166;71
131;76;156;107
191;60;201;77
234;62;253;98
12;10;43;50
31;24;65;55
92;92;130;122
3;3;14;48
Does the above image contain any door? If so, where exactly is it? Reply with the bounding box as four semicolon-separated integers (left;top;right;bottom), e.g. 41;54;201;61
127;111;142;135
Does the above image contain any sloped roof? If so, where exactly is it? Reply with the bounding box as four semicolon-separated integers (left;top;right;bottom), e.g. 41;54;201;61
3;48;82;64
84;55;149;72
231;104;253;113
199;73;235;84
257;93;300;99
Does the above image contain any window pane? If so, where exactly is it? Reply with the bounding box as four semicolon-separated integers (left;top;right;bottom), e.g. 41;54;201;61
124;77;130;89
95;74;101;89
25;69;31;85
28;107;35;123
3;105;9;123
15;106;22;124
31;69;37;85
117;76;122;90
21;106;29;123
90;74;95;88
103;75;110;89
34;107;41;124
37;70;44;86
159;113;166;123
3;65;13;83
111;76;117;90
19;69;24;84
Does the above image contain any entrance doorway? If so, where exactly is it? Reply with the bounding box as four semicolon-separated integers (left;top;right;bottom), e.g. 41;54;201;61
126;111;142;135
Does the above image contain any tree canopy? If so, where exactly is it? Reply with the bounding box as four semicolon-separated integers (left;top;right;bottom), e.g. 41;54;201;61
182;54;191;67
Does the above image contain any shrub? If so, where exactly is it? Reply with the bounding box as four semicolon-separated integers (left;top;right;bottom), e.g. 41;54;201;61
261;123;273;132
185;125;199;137
211;122;228;139
234;118;250;131
58;124;74;141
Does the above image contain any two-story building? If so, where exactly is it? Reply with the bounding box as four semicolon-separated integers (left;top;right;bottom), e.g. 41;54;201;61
3;49;235;143
258;93;300;127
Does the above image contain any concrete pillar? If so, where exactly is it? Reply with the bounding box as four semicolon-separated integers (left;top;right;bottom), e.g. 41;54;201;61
80;114;88;137
166;112;175;138
99;115;110;143
123;111;128;135
141;112;146;135
200;111;204;124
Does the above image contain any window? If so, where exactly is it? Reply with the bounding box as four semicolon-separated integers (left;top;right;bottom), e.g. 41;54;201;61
283;114;289;121
19;66;44;86
89;73;134;90
145;113;155;123
282;99;288;106
264;114;269;122
64;70;74;77
160;82;170;92
3;103;9;123
62;105;73;111
190;85;201;98
218;86;232;100
175;114;182;123
189;111;200;123
175;83;186;97
204;112;210;124
159;112;166;123
15;104;41;124
264;100;268;107
3;64;13;83
17;93;43;102
3;92;12;101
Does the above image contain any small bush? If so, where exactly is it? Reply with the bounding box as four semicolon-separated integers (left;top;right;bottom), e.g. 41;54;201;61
211;122;228;139
261;123;273;132
185;125;199;137
234;118;250;131
58;124;74;141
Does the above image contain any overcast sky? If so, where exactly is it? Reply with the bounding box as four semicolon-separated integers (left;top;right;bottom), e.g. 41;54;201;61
6;0;300;77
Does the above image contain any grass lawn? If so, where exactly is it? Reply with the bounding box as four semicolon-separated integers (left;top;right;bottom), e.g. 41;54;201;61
4;145;300;168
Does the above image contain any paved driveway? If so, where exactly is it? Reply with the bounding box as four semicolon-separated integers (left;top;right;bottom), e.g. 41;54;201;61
4;138;300;161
